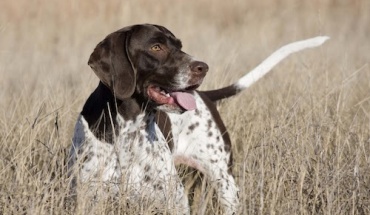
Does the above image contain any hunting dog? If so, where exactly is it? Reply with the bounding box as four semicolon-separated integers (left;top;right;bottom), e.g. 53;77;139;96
68;23;329;214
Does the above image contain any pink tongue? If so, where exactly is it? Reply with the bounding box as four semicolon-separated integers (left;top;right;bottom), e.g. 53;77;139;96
169;92;196;110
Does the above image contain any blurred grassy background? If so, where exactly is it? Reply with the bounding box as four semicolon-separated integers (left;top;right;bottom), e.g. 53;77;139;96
0;0;369;214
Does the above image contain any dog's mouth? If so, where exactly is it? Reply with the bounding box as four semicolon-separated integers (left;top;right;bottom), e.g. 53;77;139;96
147;84;200;111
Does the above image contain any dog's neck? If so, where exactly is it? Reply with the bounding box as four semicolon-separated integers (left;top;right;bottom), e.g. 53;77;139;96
81;81;157;143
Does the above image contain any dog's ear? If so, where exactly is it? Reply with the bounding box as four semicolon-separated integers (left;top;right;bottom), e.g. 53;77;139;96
88;27;135;100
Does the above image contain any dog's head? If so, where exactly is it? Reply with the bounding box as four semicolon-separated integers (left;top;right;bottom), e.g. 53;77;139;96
88;24;208;114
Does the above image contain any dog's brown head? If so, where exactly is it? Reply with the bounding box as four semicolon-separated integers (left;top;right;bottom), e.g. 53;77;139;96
88;24;208;113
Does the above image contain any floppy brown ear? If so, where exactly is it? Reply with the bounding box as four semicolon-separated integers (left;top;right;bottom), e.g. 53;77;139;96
88;28;135;100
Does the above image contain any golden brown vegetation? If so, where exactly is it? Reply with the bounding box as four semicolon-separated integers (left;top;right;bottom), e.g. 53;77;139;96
0;0;369;214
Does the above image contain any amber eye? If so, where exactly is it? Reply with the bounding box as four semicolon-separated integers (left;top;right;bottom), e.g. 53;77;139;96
151;44;161;51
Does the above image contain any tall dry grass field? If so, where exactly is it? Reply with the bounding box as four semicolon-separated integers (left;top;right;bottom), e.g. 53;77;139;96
1;0;369;214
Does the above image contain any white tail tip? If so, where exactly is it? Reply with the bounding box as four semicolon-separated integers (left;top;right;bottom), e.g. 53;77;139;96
236;36;330;89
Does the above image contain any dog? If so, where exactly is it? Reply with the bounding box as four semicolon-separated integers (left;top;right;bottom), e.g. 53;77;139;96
68;23;329;214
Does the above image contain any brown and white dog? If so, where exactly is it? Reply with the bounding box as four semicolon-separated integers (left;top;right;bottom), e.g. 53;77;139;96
68;24;329;214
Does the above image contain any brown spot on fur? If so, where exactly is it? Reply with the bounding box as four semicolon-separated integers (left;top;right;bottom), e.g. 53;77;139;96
206;144;214;149
210;159;218;163
154;184;163;190
188;122;199;131
207;119;212;129
82;152;93;163
218;146;223;152
144;175;151;182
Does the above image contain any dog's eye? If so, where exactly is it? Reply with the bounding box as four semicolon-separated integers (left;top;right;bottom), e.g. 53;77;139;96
151;45;162;51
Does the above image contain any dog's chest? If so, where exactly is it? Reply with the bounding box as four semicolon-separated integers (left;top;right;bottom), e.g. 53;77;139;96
115;114;173;172
71;113;175;188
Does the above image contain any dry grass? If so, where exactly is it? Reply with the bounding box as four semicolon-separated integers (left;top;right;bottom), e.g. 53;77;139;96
1;0;370;214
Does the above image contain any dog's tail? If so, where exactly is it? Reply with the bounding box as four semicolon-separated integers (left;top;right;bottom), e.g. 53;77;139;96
201;36;330;102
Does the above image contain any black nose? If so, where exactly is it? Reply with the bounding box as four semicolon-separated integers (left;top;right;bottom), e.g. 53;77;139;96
190;61;209;74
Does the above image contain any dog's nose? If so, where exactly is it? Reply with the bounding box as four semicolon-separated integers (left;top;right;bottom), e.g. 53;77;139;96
190;61;209;74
